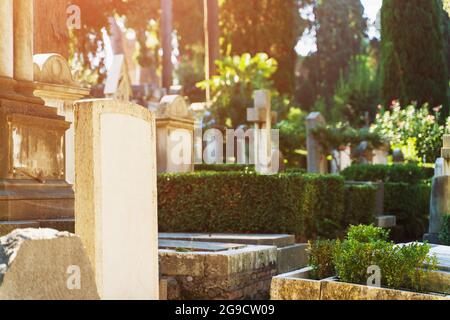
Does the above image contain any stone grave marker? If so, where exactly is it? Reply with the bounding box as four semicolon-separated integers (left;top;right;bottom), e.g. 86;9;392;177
74;99;159;299
425;135;450;244
156;95;195;173
306;112;328;174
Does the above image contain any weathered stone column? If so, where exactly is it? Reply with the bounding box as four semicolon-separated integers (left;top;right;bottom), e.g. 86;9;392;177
14;0;34;82
0;0;14;79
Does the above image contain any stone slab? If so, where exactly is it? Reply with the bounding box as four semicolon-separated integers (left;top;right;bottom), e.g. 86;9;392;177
0;228;99;300
277;244;309;274
429;244;450;272
159;240;246;252
376;215;396;228
159;233;295;248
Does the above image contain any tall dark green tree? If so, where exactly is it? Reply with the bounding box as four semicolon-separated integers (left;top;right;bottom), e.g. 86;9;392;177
297;0;367;110
381;0;449;116
220;0;303;95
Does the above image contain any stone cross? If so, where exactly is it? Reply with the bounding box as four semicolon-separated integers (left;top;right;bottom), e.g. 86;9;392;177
247;90;277;172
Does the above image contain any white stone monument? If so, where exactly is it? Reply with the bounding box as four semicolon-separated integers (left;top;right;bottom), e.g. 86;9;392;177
33;54;90;184
156;95;195;173
74;99;159;300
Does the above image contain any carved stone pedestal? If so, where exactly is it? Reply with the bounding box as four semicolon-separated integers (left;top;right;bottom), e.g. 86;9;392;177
0;94;73;234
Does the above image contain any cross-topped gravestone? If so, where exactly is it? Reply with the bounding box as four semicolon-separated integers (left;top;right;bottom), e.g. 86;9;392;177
247;90;278;173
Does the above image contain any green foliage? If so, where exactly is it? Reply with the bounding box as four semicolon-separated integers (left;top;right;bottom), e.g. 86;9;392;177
308;240;337;280
346;224;390;243
439;215;450;245
197;53;278;127
385;183;432;242
341;164;434;184
343;185;378;227
371;102;450;163
299;0;368;106
276;108;307;168
158;172;378;240
220;0;302;94
333;225;438;292
311;124;383;154
381;0;449;114
331;55;380;126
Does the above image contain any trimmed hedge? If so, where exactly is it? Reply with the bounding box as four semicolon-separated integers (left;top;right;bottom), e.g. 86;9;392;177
341;164;434;184
384;182;431;242
193;164;254;172
343;184;378;227
158;172;377;240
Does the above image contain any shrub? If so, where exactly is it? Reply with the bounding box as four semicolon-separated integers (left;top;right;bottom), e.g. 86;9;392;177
343;185;378;227
346;224;390;243
158;172;353;240
308;239;336;280
333;238;390;285
341;164;434;184
384;183;431;242
333;225;438;292
439;215;450;245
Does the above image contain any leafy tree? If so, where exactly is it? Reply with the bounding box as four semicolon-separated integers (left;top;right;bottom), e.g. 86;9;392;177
381;0;449;116
331;55;380;126
220;0;303;95
197;53;278;127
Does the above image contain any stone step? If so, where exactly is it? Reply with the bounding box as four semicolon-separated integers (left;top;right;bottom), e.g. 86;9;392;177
376;215;397;228
0;218;74;236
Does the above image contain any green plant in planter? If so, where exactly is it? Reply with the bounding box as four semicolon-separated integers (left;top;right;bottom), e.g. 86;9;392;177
307;240;336;280
333;239;390;285
333;225;438;292
347;224;390;243
439;215;450;245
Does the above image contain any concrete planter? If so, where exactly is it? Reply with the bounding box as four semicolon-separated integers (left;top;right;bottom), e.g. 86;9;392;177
271;268;449;301
270;267;324;300
320;280;448;301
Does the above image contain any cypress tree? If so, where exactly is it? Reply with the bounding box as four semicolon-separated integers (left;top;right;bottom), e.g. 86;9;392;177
381;0;449;116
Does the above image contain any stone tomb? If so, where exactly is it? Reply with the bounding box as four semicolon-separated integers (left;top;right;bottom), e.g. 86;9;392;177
0;0;73;233
159;233;308;282
33;53;90;185
74;99;159;300
156;95;195;173
160;244;278;300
